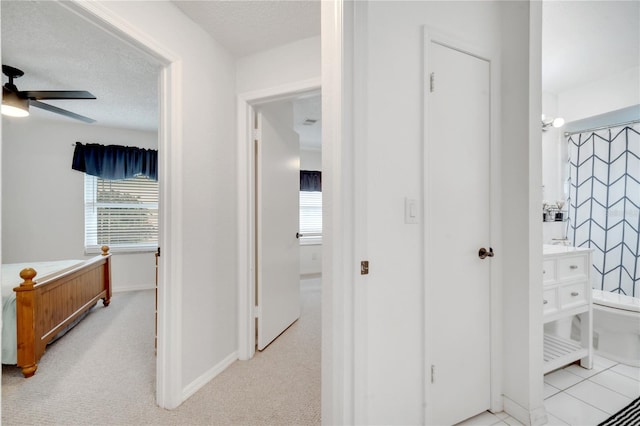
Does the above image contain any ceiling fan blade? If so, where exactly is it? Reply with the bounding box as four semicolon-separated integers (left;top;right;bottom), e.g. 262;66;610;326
21;90;96;100
30;100;96;124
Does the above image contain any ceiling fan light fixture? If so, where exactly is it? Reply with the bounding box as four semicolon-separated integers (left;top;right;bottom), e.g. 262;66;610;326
2;87;29;118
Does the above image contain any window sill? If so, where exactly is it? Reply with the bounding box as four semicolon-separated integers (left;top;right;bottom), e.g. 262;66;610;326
85;246;158;255
300;240;322;246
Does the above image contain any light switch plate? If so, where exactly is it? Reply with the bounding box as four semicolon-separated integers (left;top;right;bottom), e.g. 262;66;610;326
405;197;419;224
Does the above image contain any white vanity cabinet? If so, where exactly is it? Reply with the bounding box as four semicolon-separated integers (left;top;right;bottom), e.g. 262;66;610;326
542;245;593;373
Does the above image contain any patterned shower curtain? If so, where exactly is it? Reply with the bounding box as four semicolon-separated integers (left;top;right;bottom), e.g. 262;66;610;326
568;122;640;297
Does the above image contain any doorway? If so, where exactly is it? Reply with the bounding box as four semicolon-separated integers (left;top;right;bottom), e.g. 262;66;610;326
54;1;182;408
240;87;322;355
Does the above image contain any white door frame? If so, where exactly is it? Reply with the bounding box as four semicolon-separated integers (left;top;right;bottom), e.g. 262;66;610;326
319;1;358;423
237;78;321;361
423;27;503;422
63;1;184;409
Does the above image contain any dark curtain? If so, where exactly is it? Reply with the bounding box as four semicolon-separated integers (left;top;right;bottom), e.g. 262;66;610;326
72;142;158;181
300;170;321;191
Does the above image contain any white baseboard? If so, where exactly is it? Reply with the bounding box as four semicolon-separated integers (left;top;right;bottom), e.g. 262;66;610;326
112;284;155;293
503;396;548;426
181;351;238;402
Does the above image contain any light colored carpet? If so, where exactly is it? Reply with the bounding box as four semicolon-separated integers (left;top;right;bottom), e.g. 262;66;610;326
2;278;321;425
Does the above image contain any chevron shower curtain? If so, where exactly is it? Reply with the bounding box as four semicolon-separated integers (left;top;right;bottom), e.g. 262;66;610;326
568;123;640;297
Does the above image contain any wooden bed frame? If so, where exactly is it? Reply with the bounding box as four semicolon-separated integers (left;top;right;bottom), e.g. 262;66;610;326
13;246;112;378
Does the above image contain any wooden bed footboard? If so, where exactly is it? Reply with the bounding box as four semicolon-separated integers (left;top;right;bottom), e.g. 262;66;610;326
13;246;112;378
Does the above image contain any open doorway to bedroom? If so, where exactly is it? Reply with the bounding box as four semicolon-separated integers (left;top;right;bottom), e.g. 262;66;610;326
239;82;322;357
1;0;165;414
240;88;322;422
252;91;322;352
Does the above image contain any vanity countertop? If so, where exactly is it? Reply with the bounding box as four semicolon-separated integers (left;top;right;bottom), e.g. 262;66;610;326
543;244;593;256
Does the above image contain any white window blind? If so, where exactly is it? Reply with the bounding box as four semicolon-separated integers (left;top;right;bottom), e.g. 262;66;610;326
299;191;322;244
84;174;158;253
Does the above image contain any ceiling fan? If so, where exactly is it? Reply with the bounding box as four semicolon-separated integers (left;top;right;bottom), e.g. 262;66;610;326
2;65;96;123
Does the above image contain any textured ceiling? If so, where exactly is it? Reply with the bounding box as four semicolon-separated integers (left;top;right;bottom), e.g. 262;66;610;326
1;0;161;132
172;0;321;58
2;1;635;133
542;0;640;94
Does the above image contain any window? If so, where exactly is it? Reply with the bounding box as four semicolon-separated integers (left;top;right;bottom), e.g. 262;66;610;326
84;174;158;253
299;191;322;244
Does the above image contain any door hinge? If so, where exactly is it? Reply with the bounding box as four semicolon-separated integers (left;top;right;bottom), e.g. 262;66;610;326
431;365;435;383
430;72;435;92
253;306;261;318
360;260;369;275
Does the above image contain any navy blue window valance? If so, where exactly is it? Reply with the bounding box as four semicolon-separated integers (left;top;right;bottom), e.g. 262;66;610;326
300;170;321;192
72;142;158;181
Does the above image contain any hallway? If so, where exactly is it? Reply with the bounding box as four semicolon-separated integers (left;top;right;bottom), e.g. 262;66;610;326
2;278;321;425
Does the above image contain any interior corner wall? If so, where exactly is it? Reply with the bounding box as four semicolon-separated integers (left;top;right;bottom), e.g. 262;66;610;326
542;92;562;203
500;1;545;424
93;1;238;396
1;117;157;291
541;93;567;244
357;1;504;423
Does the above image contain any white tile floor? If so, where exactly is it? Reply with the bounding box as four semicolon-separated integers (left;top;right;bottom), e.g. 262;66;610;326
455;355;640;426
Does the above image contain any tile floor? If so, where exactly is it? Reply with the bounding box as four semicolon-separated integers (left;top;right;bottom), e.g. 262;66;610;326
456;355;640;426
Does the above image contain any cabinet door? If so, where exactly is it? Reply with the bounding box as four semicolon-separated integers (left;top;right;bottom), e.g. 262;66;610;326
559;282;588;309
557;255;588;281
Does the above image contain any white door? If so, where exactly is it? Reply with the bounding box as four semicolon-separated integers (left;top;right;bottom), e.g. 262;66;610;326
427;40;492;425
255;101;301;351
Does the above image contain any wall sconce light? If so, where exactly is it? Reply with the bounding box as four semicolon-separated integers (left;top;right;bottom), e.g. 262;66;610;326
2;87;29;117
542;114;564;132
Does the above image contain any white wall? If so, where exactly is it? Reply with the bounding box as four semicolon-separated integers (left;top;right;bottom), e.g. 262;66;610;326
352;1;542;424
542;92;568;244
236;36;320;94
1;116;157;291
558;66;640;123
301;147;321;170
542;92;563;204
300;148;322;276
500;2;545;424
87;1;238;399
237;42;322;283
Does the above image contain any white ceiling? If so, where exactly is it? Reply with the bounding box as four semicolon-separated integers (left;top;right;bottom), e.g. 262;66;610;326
542;0;640;95
1;0;162;132
1;1;637;132
172;0;321;58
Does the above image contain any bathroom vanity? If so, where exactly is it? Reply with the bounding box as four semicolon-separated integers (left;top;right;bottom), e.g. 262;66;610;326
542;245;593;373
